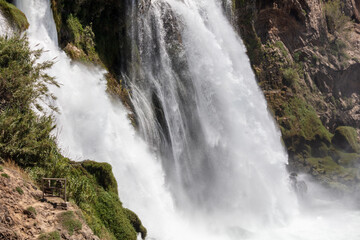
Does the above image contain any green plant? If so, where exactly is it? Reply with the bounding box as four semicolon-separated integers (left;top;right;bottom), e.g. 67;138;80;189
58;211;82;235
15;186;24;195
283;68;299;86
26;206;37;216
324;0;351;35
1;173;9;178
0;36;59;167
38;231;60;240
0;165;3;172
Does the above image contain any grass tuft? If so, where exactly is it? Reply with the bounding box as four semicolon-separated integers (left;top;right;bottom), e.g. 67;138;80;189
15;186;24;195
38;231;60;240
58;211;82;235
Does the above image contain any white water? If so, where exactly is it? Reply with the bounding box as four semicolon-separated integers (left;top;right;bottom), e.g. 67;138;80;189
0;9;14;37
15;0;360;239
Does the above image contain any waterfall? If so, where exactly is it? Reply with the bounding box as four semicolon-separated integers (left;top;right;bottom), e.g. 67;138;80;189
129;0;295;227
15;0;360;239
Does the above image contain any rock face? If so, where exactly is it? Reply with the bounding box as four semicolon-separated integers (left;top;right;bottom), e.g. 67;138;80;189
0;164;99;240
233;0;360;191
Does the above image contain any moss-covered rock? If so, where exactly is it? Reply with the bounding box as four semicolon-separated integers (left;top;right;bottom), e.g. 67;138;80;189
332;126;360;153
0;0;28;32
124;208;147;239
81;160;118;195
51;0;129;75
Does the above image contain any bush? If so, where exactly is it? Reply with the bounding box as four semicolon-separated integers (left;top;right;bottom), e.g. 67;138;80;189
58;211;82;235
0;165;3;172
15;186;24;195
0;35;59;167
38;231;60;240
26;206;37;216
283;68;299;86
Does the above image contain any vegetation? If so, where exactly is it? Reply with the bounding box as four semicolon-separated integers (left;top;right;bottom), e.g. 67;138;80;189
332;126;360;153
0;165;3;172
0;0;29;31
81;160;118;195
15;186;24;195
38;231;61;240
1;173;9;178
58;211;82;235
26;206;37;216
324;0;351;35
124;208;147;239
0;35;146;239
64;14;100;63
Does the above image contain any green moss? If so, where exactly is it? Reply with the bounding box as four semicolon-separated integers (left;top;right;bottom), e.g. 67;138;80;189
1;173;9;178
283;97;333;143
94;191;137;240
81;160;118;195
335;151;360;166
332;126;360;153
38;231;61;240
306;156;340;175
124;208;147;239
58;211;82;235
15;186;24;195
0;0;29;31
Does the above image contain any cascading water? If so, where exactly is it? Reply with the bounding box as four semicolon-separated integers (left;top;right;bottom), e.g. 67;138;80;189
15;0;360;239
129;0;296;229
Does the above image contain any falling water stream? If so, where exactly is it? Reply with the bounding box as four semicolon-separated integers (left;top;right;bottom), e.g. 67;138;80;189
14;0;360;239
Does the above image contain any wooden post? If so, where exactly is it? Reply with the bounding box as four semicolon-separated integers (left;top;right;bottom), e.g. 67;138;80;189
64;179;67;202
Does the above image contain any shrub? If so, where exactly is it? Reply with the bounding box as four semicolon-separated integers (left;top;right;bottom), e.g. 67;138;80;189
58;211;82;235
0;165;3;172
26;206;37;216
0;35;59;167
283;68;299;86
38;231;60;240
15;186;24;195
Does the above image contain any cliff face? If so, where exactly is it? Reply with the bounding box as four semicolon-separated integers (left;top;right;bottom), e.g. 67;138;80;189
234;0;360;191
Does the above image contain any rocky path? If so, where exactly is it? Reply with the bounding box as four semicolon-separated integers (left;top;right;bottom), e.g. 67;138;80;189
0;163;99;240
